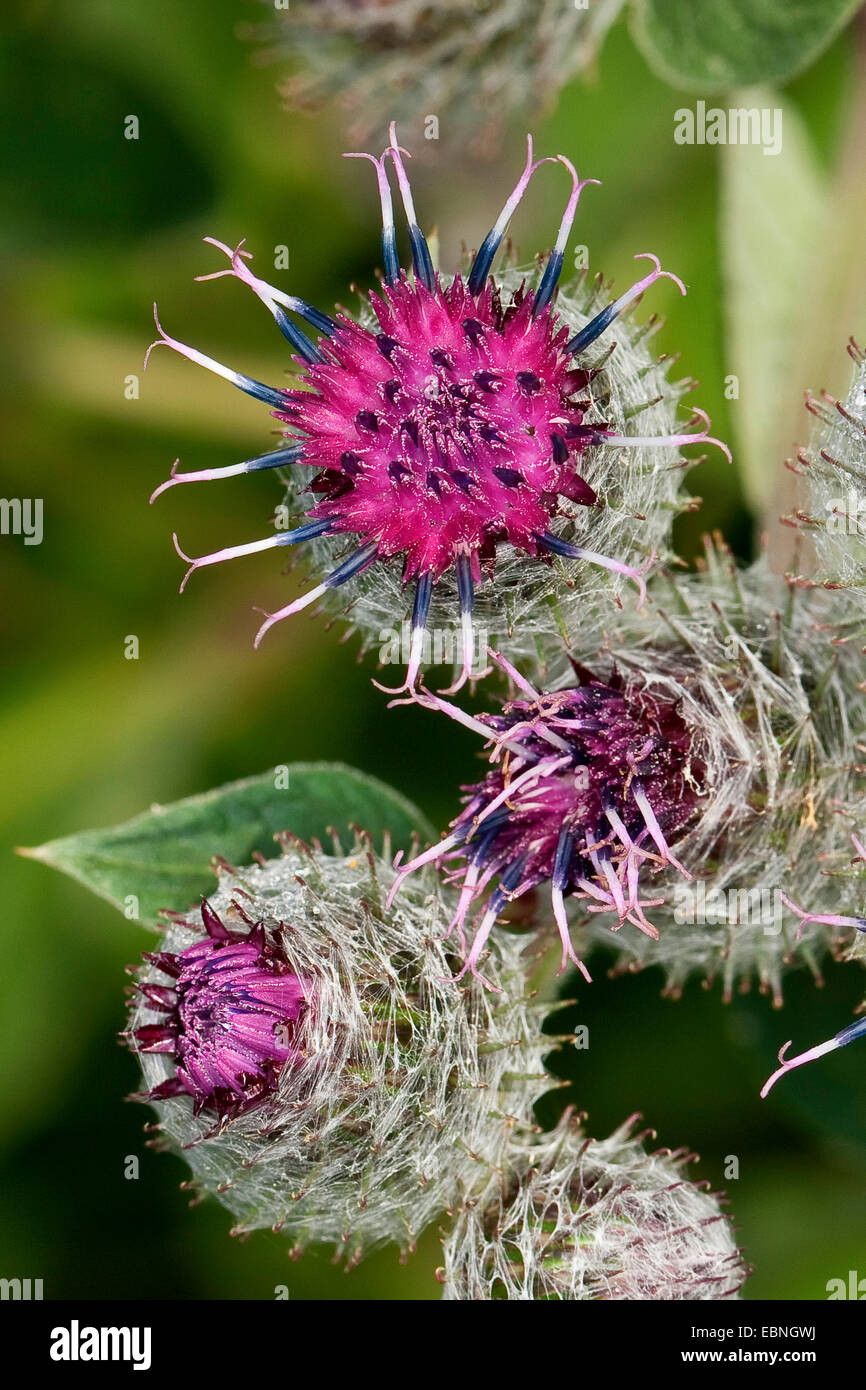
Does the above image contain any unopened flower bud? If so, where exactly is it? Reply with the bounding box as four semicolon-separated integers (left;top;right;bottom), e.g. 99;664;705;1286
127;836;549;1262
252;0;622;151
441;1110;747;1300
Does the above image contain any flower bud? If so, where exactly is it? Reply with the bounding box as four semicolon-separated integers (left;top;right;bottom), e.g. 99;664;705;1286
127;836;549;1262
389;652;702;985
440;1110;747;1300
252;0;621;150
785;340;866;606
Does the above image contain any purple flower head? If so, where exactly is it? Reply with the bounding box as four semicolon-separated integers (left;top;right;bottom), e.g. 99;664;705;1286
147;125;728;691
388;652;702;986
129;899;309;1120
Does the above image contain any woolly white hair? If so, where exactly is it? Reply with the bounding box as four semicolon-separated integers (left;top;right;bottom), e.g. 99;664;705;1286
787;340;866;612
130;837;552;1264
253;0;624;150
441;1108;746;1300
300;263;703;673
520;539;866;1003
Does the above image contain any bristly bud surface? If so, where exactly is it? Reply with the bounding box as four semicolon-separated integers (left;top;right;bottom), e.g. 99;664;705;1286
251;0;625;152
543;539;866;1007
785;339;866;615
440;1109;747;1300
127;836;550;1262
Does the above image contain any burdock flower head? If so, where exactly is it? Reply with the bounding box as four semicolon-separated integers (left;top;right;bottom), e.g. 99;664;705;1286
551;540;866;1006
251;0;624;152
147;126;727;691
391;531;866;1002
127;835;549;1260
440;1109;747;1300
388;651;702;985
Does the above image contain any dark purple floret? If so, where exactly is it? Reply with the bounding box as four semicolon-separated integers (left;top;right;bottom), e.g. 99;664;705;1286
129;900;309;1119
388;655;702;986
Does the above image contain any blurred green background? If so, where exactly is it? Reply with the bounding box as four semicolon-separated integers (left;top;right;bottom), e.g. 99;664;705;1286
1;0;865;1300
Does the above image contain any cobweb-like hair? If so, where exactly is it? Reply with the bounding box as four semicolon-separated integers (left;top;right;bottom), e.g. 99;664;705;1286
129;836;551;1264
441;1108;746;1300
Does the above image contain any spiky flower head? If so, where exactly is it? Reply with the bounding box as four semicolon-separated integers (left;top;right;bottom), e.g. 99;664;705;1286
388;650;702;985
127;835;549;1262
251;0;625;152
391;536;866;1003
440;1109;747;1300
147;127;727;691
549;540;866;1007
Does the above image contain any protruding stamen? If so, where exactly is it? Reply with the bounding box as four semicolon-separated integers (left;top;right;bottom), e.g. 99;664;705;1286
536;531;651;609
387;122;435;291
552;826;575;897
532;158;600;318
551;826;592;980
553;886;593;982
567;253;687;356
253;538;379;647
198;239;336;335
196;239;326;364
406;570;433;689
344;150;399;285
439;861;482;952
487;646;541;701
385;830;465;911
452;900;503;990
373;570;434;695
440;551;475;694
173;517;334;593
588;409;732;464
144;305;288;409
598;853;629;922
452;854;529;989
631;779;691;879
760;1017;866;1098
150;445;304;503
468;136;555;295
779;891;866;938
409;689;536;763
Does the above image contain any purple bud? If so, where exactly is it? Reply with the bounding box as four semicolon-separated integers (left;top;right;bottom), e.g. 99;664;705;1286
129;900;309;1119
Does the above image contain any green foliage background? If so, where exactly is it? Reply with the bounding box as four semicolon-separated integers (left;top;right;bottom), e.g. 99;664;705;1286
0;0;864;1299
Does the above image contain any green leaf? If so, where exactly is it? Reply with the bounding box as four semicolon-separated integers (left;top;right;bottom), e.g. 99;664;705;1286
23;763;435;927
629;0;860;91
719;87;827;514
